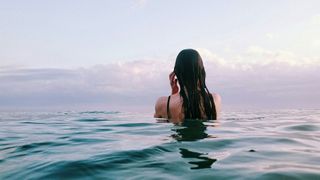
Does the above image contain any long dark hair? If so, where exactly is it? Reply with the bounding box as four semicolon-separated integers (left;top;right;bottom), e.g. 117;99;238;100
174;49;216;120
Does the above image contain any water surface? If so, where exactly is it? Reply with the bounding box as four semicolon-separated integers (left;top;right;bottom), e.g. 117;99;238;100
0;109;319;179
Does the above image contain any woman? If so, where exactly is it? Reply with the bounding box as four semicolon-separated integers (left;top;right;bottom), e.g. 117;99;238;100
154;49;221;123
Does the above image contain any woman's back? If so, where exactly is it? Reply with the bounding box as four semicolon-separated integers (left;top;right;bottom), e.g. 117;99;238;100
154;92;221;123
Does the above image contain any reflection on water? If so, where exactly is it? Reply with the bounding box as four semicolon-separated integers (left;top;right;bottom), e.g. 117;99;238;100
179;148;217;169
171;119;217;169
171;119;208;141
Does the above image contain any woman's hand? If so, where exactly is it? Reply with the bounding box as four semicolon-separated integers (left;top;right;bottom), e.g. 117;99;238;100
169;72;179;95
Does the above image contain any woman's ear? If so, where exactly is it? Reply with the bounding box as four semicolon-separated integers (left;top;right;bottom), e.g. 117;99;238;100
169;72;175;82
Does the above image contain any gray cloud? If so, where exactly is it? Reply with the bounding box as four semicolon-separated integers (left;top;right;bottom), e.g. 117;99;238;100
200;47;320;109
0;49;319;111
0;60;173;111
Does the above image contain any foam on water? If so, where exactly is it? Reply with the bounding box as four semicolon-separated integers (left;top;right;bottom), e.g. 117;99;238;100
0;110;319;179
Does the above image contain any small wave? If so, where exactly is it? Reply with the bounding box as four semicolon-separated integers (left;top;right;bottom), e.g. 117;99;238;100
31;145;172;179
111;122;154;127
94;128;113;132
77;118;110;122
79;111;120;114
69;138;109;144
14;142;68;152
0;144;17;151
92;145;171;165
225;116;265;121
8;141;69;159
286;124;319;131
257;170;320;180
21;121;46;125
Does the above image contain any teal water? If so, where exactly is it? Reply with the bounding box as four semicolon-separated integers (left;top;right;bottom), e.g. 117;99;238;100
0;109;320;179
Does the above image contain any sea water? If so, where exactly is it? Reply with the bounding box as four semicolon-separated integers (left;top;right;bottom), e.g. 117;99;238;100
0;109;319;179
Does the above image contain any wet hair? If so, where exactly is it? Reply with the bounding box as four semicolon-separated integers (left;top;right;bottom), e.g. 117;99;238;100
174;49;216;120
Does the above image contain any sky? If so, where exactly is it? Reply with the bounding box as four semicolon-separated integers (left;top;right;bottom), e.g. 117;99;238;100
0;0;320;112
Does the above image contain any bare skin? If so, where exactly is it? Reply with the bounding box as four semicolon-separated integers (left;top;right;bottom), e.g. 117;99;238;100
154;72;221;123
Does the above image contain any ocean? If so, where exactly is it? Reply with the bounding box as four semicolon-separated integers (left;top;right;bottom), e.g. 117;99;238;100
0;109;319;179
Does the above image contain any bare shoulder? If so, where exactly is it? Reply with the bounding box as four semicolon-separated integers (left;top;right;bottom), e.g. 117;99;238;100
155;96;167;107
211;92;221;103
154;96;168;118
210;92;222;116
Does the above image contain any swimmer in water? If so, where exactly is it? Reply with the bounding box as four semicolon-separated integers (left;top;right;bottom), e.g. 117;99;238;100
154;49;221;123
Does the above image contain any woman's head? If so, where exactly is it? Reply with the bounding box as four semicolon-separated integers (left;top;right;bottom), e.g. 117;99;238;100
174;49;206;90
173;49;216;120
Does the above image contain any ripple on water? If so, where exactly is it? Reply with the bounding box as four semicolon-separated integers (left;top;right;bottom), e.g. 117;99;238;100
110;122;155;127
25;146;173;179
285;124;319;131
14;142;68;153
69;138;110;144
76;118;110;122
79;111;120;114
257;171;320;180
0;110;320;179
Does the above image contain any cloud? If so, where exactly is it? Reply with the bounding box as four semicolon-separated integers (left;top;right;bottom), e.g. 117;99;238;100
0;47;319;111
200;46;320;69
266;33;275;39
311;14;320;25
199;47;320;109
132;0;148;8
0;60;174;111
